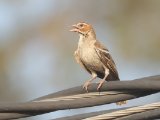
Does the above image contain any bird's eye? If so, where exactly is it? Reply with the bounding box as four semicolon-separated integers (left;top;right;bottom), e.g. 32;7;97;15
79;24;84;27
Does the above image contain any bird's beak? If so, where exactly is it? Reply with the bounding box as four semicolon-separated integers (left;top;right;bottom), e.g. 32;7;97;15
70;24;79;32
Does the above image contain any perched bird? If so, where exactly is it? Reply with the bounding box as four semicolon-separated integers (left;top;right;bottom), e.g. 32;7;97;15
70;22;120;91
70;22;127;105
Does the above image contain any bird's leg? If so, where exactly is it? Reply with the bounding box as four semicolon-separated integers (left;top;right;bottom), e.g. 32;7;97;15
83;73;97;92
97;69;109;91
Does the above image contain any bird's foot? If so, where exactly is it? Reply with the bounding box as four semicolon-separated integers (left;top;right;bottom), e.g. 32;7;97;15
83;80;92;92
97;79;106;91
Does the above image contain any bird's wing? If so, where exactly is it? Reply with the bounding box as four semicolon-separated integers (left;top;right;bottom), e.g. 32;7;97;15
94;41;119;78
74;49;91;74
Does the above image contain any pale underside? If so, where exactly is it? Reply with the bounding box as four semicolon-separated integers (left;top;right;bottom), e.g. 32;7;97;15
74;37;119;81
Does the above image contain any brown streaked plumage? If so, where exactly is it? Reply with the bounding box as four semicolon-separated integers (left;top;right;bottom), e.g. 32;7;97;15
70;22;126;105
70;22;120;91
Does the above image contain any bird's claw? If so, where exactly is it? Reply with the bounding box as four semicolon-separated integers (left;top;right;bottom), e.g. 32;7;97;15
97;79;105;91
83;81;91;92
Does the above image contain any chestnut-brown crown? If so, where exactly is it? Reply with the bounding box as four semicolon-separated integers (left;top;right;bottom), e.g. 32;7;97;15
70;22;93;35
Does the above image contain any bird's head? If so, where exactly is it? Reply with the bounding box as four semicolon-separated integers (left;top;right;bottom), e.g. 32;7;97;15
70;22;95;38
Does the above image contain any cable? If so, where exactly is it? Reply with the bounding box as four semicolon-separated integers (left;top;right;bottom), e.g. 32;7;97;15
83;102;160;120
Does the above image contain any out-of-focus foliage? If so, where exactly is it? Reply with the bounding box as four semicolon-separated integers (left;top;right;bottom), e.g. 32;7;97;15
0;0;160;119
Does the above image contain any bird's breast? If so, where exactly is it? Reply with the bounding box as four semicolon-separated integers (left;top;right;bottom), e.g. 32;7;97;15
79;46;103;71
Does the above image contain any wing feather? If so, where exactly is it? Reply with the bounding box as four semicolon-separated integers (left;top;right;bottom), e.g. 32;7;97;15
94;41;119;79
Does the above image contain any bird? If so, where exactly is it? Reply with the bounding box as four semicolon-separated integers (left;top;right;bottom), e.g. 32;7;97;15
70;21;120;90
70;22;126;105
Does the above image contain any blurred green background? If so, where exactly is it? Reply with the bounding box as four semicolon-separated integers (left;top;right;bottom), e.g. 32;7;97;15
0;0;160;120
